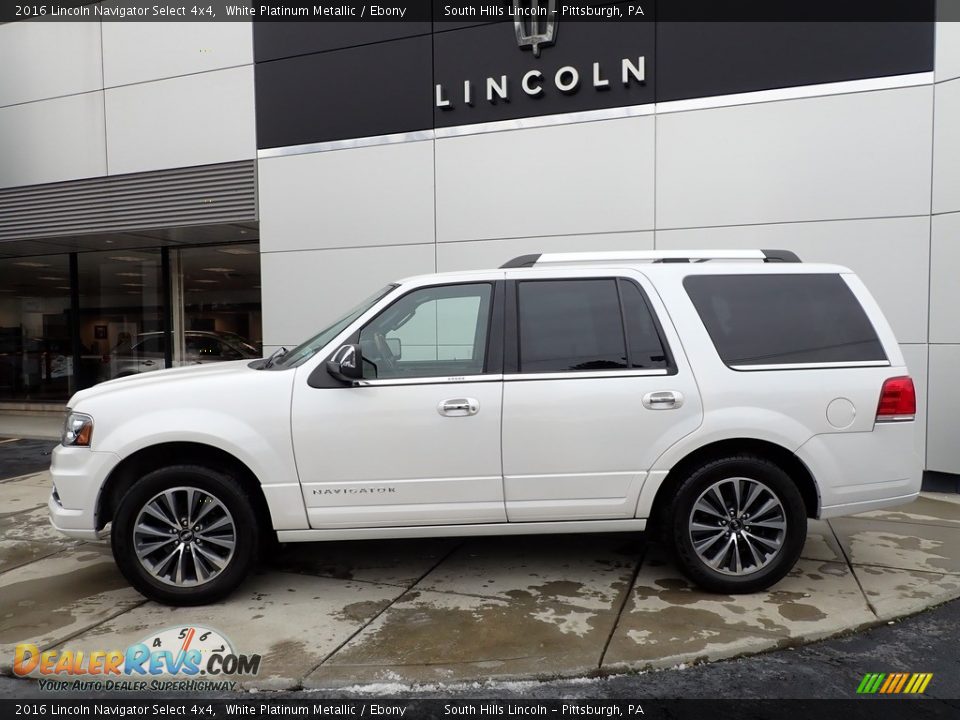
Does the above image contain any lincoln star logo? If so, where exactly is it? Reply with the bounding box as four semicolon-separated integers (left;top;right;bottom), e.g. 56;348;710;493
513;0;557;57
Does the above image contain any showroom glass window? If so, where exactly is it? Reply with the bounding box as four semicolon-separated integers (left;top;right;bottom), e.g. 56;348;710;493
358;283;493;380
517;278;668;373
0;255;74;402
175;244;262;368
78;250;164;384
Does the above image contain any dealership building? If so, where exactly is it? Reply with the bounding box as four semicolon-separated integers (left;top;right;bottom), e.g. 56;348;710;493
0;15;958;476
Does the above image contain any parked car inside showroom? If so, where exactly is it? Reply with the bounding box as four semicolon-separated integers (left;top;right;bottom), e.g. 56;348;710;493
49;249;922;605
100;330;259;381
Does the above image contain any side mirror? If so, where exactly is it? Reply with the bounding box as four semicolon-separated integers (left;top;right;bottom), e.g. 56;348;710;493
326;344;362;383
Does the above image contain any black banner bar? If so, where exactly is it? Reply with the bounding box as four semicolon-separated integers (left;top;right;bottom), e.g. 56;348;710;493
0;0;941;23
2;699;959;720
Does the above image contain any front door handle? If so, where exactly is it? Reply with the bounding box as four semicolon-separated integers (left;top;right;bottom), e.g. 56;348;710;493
438;398;479;417
642;390;684;410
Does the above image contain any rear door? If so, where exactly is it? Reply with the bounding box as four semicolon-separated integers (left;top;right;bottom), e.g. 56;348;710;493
501;269;703;522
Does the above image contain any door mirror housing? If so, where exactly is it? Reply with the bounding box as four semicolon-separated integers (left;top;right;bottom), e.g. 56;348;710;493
326;344;363;383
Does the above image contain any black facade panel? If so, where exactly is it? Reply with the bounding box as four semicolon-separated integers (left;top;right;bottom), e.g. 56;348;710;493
433;21;654;127
656;22;935;103
253;21;432;62
255;35;434;148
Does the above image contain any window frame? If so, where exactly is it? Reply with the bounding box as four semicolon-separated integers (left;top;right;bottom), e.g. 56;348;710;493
308;280;504;388
505;276;676;380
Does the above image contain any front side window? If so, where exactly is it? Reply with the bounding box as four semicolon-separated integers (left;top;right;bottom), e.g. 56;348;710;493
684;273;887;367
358;283;493;380
517;279;636;373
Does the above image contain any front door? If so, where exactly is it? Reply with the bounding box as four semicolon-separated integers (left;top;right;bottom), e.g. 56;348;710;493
501;272;703;522
292;280;507;529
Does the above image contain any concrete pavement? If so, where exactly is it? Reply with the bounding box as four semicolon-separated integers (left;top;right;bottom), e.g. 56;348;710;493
2;464;960;691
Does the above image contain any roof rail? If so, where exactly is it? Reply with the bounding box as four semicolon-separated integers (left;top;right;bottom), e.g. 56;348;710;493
500;249;801;268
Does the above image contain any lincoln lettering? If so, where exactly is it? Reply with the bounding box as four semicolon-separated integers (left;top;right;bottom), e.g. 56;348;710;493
435;57;645;108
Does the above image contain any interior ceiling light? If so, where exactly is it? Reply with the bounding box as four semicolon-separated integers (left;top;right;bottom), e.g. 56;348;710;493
122;283;144;287
13;261;50;268
110;256;143;262
56;286;71;290
202;267;235;273
116;272;143;277
37;276;63;280
218;247;256;255
194;279;219;284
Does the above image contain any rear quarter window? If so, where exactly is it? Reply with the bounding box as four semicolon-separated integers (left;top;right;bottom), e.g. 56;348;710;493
683;273;887;367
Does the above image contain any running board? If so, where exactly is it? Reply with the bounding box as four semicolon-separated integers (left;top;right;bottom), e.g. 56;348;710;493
276;518;647;543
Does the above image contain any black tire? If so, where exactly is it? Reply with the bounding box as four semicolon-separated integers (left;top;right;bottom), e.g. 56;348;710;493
111;464;259;606
667;454;807;594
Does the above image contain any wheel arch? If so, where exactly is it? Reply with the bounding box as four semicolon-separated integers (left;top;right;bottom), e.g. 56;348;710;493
96;441;273;535
647;438;820;536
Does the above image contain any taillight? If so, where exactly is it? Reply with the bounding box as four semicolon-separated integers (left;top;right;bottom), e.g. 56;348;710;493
876;376;916;422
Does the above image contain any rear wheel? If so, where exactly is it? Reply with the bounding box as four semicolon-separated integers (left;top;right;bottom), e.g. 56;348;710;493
111;465;259;606
668;455;806;593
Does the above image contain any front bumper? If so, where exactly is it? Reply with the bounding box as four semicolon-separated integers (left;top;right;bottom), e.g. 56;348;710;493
48;444;120;541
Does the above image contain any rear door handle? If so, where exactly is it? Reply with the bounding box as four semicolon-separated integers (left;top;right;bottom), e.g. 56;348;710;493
642;391;684;410
438;398;479;417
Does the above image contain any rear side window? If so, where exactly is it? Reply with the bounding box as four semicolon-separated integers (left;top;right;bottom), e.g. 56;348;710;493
517;278;669;373
684;274;887;367
683;274;887;367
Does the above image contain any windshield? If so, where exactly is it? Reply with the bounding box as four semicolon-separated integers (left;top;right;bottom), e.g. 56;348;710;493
273;284;396;368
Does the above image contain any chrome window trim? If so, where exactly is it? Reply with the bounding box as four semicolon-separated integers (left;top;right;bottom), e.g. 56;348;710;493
503;369;669;381
729;360;891;371
354;374;501;387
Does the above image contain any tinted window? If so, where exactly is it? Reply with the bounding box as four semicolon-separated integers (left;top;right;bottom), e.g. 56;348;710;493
359;283;492;379
684;274;887;367
518;280;627;373
619;280;669;369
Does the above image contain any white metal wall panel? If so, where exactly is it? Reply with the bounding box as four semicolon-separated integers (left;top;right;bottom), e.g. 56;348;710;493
656;86;933;228
435;116;655;243
0;93;107;189
101;21;253;88
0;22;102;108
260;243;435;348
105;66;256;175
933;78;960;215
258;141;435;253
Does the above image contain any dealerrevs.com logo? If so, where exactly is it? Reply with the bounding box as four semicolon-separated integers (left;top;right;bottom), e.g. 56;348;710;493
14;625;261;692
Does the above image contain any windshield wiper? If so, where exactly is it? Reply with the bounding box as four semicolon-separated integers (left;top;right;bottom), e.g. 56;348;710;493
262;346;287;369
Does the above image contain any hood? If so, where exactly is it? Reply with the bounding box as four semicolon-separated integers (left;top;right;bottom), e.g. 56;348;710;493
68;360;262;408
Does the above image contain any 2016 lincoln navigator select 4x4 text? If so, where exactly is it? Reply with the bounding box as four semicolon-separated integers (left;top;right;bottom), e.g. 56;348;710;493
49;249;922;605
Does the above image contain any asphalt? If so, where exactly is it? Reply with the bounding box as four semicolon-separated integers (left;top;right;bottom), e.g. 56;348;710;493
2;437;960;701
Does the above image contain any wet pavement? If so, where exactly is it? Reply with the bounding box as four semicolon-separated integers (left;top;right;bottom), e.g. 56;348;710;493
2;437;960;691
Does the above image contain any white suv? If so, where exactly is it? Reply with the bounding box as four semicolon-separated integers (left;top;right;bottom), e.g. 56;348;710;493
50;249;922;605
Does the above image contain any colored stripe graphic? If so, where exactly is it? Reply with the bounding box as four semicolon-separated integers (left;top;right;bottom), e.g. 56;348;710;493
857;673;932;694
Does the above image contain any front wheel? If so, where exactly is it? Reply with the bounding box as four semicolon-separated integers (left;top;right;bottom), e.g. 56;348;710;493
668;455;807;594
111;465;259;606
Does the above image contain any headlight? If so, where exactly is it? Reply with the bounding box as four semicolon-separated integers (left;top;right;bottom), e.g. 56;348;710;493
62;411;94;447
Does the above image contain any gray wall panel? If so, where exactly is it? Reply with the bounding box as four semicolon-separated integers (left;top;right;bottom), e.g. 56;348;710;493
102;21;253;88
258;142;435;253
0;93;107;189
0;22;102;108
933;77;960;215
260;244;436;348
927;344;960;472
656;86;933;228
436;117;655;243
936;20;960;82
437;232;654;272
930;211;960;343
104;66;256;175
